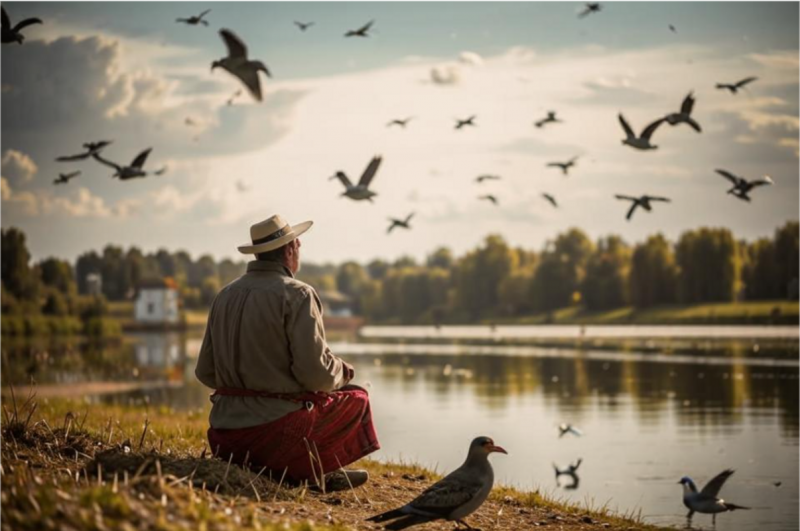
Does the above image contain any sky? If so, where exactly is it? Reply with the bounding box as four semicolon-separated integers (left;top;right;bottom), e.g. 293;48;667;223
1;1;798;265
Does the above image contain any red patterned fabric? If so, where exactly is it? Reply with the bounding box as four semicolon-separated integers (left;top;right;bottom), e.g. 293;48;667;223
207;385;380;482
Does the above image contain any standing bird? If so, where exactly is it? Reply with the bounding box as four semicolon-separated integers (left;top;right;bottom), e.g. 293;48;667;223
716;169;773;202
475;174;501;183
367;437;507;530
176;9;211;26
680;469;750;525
1;7;42;44
615;194;671;221
56;140;113;162
578;3;602;18
387;117;413;128
479;194;498;205
542;193;558;208
294;21;314;31
387;213;414;234
618;114;665;150
665;92;702;132
212;29;271;102
53;171;80;185
455;115;477;130
345;20;374;37
716;77;757;94
547;156;579;176
330;155;382;202
558;423;583;438
93;148;153;180
534;111;561;128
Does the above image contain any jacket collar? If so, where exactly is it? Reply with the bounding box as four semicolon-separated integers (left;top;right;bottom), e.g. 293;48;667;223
246;260;294;278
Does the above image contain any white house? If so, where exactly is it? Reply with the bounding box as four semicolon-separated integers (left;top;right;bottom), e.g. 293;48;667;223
134;278;179;324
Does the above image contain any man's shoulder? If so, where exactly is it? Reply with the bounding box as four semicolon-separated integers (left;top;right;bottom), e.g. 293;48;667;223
284;276;317;299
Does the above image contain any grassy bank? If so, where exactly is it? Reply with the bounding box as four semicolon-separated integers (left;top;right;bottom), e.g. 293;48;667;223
1;396;665;531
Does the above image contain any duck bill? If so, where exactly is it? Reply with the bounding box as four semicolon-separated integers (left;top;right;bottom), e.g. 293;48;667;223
489;445;508;455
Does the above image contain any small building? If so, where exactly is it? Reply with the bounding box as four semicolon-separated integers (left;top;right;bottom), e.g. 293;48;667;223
85;273;102;296
134;278;179;324
318;289;354;317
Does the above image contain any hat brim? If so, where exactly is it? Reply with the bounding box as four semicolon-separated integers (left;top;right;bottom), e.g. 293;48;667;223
237;220;313;254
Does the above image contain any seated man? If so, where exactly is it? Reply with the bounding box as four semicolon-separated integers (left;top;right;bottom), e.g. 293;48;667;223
195;214;380;490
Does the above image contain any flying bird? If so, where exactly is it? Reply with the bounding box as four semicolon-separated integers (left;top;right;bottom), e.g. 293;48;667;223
534;111;561;128
542;193;558;208
558;423;583;438
475;174;501;183
716;77;757;94
669;24;677;33
345;20;374;37
212;29;271;102
618;114;665;150
387;213;414;234
665;92;702;132
578;3;602;18
387;117;413;128
716;169;773;202
53;171;81;185
176;9;211;26
455;115;477;130
294;21;314;31
330;155;382;202
680;469;750;525
479;194;498;205
553;458;582;489
56;141;113;162
1;7;42;44
367;437;507;530
93;148;153;180
615;194;671;220
547;156;579;176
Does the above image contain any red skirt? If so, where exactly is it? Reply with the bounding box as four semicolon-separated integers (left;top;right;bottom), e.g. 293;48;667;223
207;385;380;483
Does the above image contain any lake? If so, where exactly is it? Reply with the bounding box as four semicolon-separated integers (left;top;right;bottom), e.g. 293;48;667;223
2;326;797;531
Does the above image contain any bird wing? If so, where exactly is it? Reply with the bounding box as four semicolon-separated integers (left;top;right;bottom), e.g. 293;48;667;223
626;202;638;220
387;222;397;234
750;176;774;187
615;194;636;202
735;76;757;89
56;152;90;162
250;60;271;78
220;29;248;59
546;163;562;168
13;16;42;32
332;172;353;188
198;9;211;19
357;20;374;33
640;118;665;140
618;114;635;139
358;156;382;187
1;7;10;31
701;469;735;498
715;169;740;185
646;196;671;202
681;92;695;115
92;153;122;171
66;171;82;179
235;67;264;101
408;472;483;517
404;213;415;224
130;148;152;169
686;117;702;133
577;6;591;18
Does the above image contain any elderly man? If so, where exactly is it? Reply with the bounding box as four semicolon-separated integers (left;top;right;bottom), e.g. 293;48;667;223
195;214;379;490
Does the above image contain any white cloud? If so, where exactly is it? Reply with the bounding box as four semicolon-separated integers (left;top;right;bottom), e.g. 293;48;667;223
1;149;38;185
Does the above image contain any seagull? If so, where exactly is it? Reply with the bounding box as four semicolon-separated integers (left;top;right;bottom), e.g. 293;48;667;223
176;9;211;26
212;29;271;102
455;115;476;130
479;194;498;205
53;171;80;185
618;113;665;150
534;111;561;128
542;193;558;208
56;141;113;162
578;3;602;18
553;459;582;489
294;21;314;31
475;174;500;183
1;7;42;44
547;156;579;176
716;169;773;202
226;89;242;106
716;77;758;94
615;194;671;221
665;92;702;132
680;469;750;525
93;148;153;180
558;424;583;438
367;437;507;530
345;20;374;37
387;117;413;128
330;155;382;202
388;213;414;234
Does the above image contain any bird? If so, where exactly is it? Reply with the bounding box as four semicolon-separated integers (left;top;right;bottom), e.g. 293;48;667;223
387;213;414;234
618;114;665;150
547;156;579;176
716;169;773;202
773;481;782;488
367;437;507;530
236;180;250;193
534;111;561;128
212;29;271;102
184;117;197;127
226;89;242;106
553;458;582;489
387;117;413;128
455;116;476;130
558;424;583;438
475;174;501;183
479;194;498;205
294;21;314;31
330;155;382;202
578;3;602;18
53;171;80;185
176;9;211;26
1;7;42;44
665;92;702;132
345;20;374;37
669;24;677;33
542;193;558;208
615;194;671;221
55;141;113;162
716;77;758;94
93;148;153;180
680;469;750;525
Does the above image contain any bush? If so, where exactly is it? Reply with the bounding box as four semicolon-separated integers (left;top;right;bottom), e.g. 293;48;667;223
83;317;122;337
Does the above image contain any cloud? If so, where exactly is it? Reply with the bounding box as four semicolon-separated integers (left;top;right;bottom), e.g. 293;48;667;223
1;177;39;215
458;51;484;67
1;149;38;185
430;65;461;85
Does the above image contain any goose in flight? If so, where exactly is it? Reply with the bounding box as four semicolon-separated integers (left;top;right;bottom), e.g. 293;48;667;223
665;91;701;132
542;193;558;208
388;213;414;234
615;194;671;220
455;115;477;130
475;174;500;183
176;9;211;26
716;77;757;94
558;423;583;438
619;114;665;150
294;21;314;31
716;169;773;202
479;194;498;205
212;29;271;102
1;7;42;44
93;148;153;180
534;111;561;128
578;3;602;18
53;171;81;185
330;155;382;201
387;117;413;128
547;156;579;176
680;469;750;525
345;20;374;37
56;141;113;162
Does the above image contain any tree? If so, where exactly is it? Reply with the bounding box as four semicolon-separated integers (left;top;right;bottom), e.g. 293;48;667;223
75;251;103;295
1;227;39;301
336;262;369;313
741;238;777;299
773;221;799;300
454;235;519;319
582;236;631;311
675;228;739;303
530;228;594;311
629;234;679;308
426;247;454;270
39;257;77;299
218;259;245;286
366;259;390;280
100;245;127;300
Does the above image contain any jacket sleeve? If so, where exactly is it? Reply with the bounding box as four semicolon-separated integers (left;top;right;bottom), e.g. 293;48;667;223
286;287;348;392
195;303;217;388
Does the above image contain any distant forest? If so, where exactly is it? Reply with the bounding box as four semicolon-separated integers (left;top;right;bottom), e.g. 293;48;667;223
1;222;798;325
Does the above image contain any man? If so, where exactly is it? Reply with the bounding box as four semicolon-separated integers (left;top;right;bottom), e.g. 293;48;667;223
195;214;379;490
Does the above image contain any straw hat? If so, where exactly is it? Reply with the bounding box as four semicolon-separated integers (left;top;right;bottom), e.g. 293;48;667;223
237;214;313;254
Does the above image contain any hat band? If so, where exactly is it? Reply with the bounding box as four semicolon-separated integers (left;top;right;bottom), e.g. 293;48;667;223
252;224;290;245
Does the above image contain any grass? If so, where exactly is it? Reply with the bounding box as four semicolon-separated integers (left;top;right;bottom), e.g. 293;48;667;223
1;393;668;531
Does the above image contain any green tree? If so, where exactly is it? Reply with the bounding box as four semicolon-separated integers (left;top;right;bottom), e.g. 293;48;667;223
1;227;39;301
366;259;390;280
426;247;454;270
75;250;103;295
773;221;799;300
675;228;739;303
629;234;679;308
582;236;631;311
336;262;369;313
530;228;594;311
741;238;777;299
454;235;519;319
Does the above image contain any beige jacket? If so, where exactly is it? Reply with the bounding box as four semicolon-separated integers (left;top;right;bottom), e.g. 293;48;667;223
195;260;352;429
